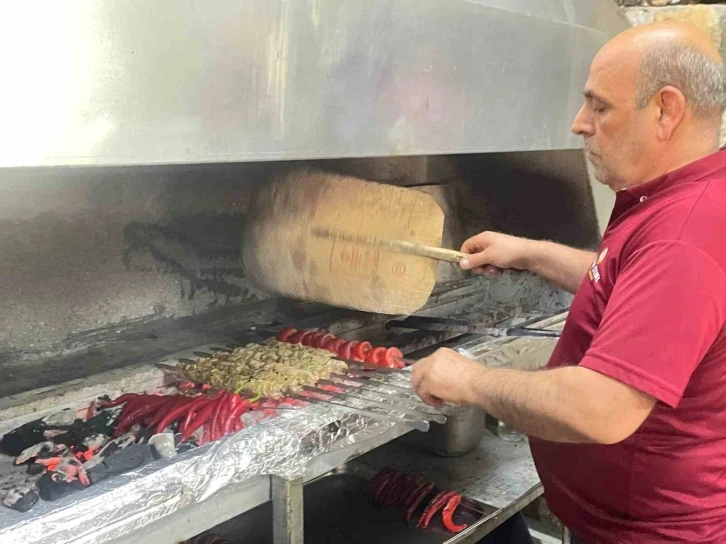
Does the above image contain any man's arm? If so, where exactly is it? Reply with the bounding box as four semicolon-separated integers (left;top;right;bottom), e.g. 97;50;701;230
411;348;656;444
459;231;595;294
525;240;596;294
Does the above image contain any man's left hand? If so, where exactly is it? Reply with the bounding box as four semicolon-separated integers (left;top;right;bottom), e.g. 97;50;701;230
411;348;486;407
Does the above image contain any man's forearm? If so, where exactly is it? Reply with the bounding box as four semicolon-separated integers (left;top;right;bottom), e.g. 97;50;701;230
462;365;652;444
464;366;595;443
526;241;595;294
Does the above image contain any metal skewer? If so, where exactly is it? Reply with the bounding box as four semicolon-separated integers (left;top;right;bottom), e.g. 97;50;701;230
289;394;430;432
387;316;562;338
302;385;446;424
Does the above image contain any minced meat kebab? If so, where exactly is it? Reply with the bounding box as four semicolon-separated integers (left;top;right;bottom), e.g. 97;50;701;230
178;340;348;399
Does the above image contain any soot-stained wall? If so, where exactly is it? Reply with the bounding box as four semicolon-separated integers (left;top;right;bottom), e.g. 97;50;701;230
0;150;599;392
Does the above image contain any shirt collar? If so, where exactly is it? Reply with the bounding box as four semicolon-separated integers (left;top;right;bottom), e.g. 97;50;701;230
610;149;726;221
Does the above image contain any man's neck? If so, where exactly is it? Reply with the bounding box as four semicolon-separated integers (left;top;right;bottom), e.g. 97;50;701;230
631;144;718;188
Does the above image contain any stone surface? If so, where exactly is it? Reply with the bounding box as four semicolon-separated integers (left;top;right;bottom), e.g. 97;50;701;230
621;4;726;146
622;5;723;48
616;1;726;6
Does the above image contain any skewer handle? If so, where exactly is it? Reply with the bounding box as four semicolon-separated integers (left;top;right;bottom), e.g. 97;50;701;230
312;227;466;264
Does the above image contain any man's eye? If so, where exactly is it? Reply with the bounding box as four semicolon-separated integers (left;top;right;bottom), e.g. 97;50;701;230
592;104;606;113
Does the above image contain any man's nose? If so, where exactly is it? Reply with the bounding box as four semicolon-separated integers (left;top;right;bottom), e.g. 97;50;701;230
571;104;593;136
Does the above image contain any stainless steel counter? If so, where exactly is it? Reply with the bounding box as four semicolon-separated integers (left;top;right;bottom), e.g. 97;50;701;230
357;431;543;543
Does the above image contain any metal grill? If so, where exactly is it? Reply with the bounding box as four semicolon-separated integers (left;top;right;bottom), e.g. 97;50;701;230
159;345;445;433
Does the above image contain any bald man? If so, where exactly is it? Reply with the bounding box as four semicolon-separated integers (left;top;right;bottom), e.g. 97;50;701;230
412;22;726;544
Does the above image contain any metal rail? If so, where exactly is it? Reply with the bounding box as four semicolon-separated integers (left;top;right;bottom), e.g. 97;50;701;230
272;476;304;544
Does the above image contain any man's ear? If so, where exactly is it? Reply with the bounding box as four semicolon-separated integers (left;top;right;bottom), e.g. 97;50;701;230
654;85;686;141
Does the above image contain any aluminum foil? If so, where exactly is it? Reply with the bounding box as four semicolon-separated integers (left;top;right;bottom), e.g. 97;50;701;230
454;312;568;369
0;394;418;544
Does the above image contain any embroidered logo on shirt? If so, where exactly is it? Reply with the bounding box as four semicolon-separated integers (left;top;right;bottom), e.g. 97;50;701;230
588;248;608;283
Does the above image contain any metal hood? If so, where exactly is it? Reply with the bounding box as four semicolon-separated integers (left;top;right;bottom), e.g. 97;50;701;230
0;0;627;167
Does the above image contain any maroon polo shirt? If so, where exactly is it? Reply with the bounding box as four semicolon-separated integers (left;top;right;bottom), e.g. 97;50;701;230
529;150;726;543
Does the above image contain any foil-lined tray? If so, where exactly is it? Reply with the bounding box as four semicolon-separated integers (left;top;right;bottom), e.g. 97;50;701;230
0;362;433;544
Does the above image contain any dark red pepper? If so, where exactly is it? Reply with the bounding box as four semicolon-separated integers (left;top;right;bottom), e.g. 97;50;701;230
224;395;248;435
276;327;297;342
211;393;228;441
405;482;434;522
182;397;220;441
114;396;168;436
143;396;181;427
217;392;232;437
384;473;414;508
417;490;458;529
365;467;394;496
375;471;403;506
371;472;395;505
397;476;425;508
441;493;467;533
180;396;212;435
154;396;195;434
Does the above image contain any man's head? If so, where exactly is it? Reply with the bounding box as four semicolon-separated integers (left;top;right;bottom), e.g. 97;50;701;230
572;22;726;190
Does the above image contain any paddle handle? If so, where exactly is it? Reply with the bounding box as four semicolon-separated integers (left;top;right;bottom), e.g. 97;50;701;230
388;240;467;263
312;227;466;263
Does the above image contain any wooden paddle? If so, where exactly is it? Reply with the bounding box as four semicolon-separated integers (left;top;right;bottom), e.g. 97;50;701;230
241;168;461;315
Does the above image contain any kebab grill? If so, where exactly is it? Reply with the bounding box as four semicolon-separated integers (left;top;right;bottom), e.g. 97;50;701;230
0;2;626;543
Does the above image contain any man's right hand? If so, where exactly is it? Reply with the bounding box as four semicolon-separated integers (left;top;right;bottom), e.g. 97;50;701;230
459;231;535;275
459;231;595;294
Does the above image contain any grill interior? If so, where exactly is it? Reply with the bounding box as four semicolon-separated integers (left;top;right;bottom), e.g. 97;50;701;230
0;150;595;544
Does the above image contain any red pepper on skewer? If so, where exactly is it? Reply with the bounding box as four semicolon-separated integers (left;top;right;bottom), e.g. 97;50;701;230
367;470;393;504
397;476;425;508
217;392;232;434
317;333;336;350
338;341;358;360
383;347;405;369
329;338;346;354
154;396;195;434
144;395;185;427
384;472;415;508
224;396;250;435
276;327;297;342
441;493;468;533
308;332;327;348
405;482;434;523
182;397;221;442
180;395;212;435
417;490;458;529
210;393;229;441
366;347;387;365
352;341;372;362
114;396;168;437
364;467;394;496
374;471;403;506
298;331;316;346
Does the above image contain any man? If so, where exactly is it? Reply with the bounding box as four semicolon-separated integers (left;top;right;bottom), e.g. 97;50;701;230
412;21;726;544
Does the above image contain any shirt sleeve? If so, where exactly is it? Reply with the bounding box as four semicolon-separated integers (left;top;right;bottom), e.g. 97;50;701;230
579;240;726;408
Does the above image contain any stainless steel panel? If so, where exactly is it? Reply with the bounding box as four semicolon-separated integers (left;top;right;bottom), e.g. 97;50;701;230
201;464;493;544
0;1;627;167
272;476;304;544
403;405;488;457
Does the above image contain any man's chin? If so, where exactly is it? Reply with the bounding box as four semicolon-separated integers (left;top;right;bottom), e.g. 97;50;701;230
592;168;616;190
